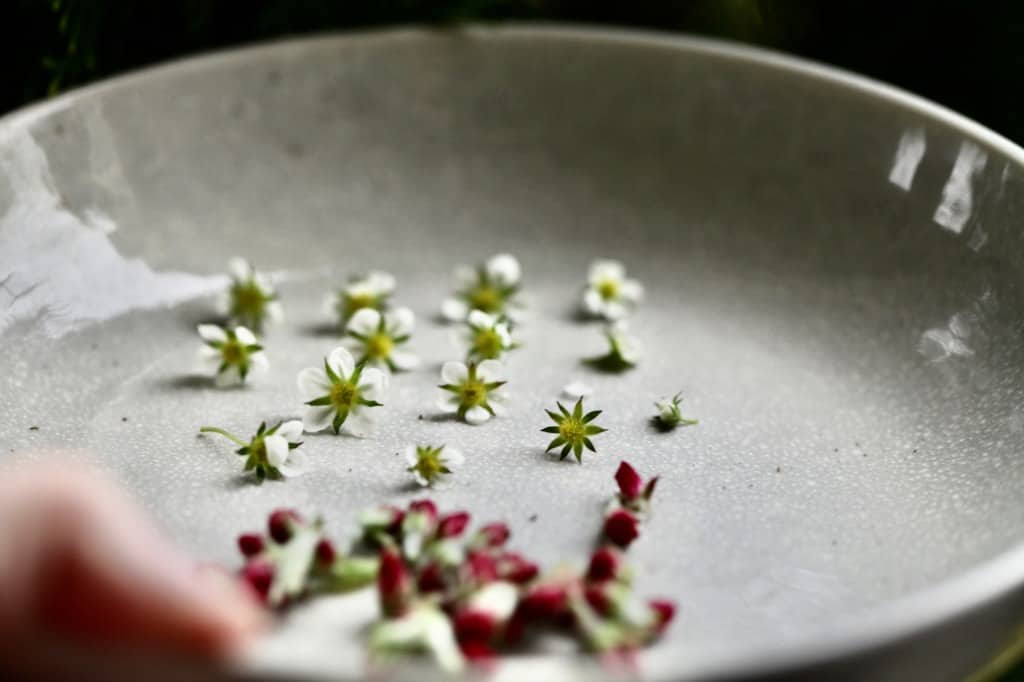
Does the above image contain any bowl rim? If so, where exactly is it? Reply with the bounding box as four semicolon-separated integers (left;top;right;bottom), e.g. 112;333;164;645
2;23;1022;678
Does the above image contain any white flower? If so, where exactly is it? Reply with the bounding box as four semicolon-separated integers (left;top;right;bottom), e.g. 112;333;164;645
454;310;516;361
440;253;523;322
198;420;305;482
404;444;465;487
654;392;698;430
218;257;283;330
561;380;593;400
343;307;419;372
581;259;644;321
583;321;642;372
196;324;268;387
325;270;396;326
296;346;387;436
436;359;508;425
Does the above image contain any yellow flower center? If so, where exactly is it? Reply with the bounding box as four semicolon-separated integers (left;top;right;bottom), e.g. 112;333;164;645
468;286;502;313
474;328;503;359
366;333;394;360
344;292;377;319
221;339;245;364
231;282;268;318
597;278;620;301
460;379;487;407
415;450;443;480
330;381;360;410
559;418;585;442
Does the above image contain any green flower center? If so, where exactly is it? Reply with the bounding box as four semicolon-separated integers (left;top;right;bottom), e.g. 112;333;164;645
473;328;503;359
231;281;269;318
414;449;443;481
221;339;245;365
468;286;502;313
330;381;361;410
460;379;487;407
249;436;267;465
344;292;377;319
597;278;620;301
559;418;586;443
366;333;394;360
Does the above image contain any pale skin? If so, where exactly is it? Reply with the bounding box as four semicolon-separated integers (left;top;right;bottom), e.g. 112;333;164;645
0;462;266;681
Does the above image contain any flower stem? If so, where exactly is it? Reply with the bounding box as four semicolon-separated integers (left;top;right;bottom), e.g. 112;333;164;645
199;426;247;446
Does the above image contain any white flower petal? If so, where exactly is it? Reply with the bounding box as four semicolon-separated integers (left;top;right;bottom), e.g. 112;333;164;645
453;264;478;289
228;257;252;282
390;351;420;371
486;254;521;287
495;324;512;346
254;272;275;294
302;405;335;433
441;361;469;385
347;308;381;337
197;324;228;343
440;447;464;468
327;346;356;379
617;336;643;363
467;309;495;330
276;420;304;442
464;406;491;425
441;298;469;322
266;300;284;323
469;581;519;621
603;301;628;321
197;345;221;369
386;307;415;337
404;445;420;466
437;391;460;413
582;289;604;315
249;352;269;374
562;381;593;400
277;450;308;478
265;435;289;468
620;279;644;303
215;365;242;388
234;326;257;345
367;270;396;294
343;409;376;438
359;367;388;402
413;470;429;487
488;398;507;416
214;291;231;316
588;259;625;286
297;367;331;400
475;359;506;384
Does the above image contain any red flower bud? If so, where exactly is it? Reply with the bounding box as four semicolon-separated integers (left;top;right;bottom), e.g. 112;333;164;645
458;639;497;664
467;550;498;583
237;533;265;557
315;538;336;566
408;499;438;524
382;505;405;535
584;584;613;617
267;509;302;544
453;609;497;644
417;561;446;593
603;509;640;548
518;583;569;620
477;522;510;548
378;548;411;618
498;552;539;585
437;511;471;538
615;461;643;501
586;547;621;583
241;560;274;602
649;599;676;634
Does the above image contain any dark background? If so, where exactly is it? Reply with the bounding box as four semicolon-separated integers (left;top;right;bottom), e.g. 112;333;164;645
2;1;1023;679
3;0;1024;146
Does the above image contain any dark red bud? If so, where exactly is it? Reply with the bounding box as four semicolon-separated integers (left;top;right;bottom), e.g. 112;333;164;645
586;546;621;582
382;505;405;535
615;461;643;500
237;533;265;557
241;560;274;602
467;550;498;583
643;476;659;501
408;499;438;523
268;509;302;544
499;552;539;585
315;538;336;566
584;584;614;616
378;548;411;618
458;639;497;665
453;609;497;644
417;562;446;592
477;522;510;548
437;511;471;538
603;509;640;548
519;584;569;619
649;599;676;633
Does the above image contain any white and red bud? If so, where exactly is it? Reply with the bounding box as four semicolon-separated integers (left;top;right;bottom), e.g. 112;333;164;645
267;508;302;544
615;461;643;501
603;509;640;548
467;550;499;583
378;547;413;618
586;546;622;583
437;511;471;539
475;522;510;548
648;599;676;635
418;561;446;593
497;552;539;585
241;560;274;603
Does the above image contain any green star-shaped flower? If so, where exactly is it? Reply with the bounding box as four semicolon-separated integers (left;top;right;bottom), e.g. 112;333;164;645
541;398;607;463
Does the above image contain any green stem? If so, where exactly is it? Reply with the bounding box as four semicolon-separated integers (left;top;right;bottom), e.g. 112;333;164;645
199;426;247;446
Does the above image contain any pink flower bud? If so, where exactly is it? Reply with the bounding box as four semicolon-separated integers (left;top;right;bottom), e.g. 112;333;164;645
267;508;302;544
498;552;539;585
518;583;569;620
467;550;498;583
417;561;446;592
237;533;265;557
453;609;497;644
315;538;336;566
477;522;510;548
615;461;643;501
408;499;438;524
586;547;621;583
649;599;676;634
378;547;411;618
603;509;640;548
437;511;471;538
458;639;497;664
241;560;274;603
584;584;613;617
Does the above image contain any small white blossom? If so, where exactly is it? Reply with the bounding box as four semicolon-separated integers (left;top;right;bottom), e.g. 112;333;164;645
437;359;508;425
343;307;419;372
199;420;305;482
561;380;594;400
440;253;523;322
582;259;643;321
584;321;642;372
454;310;516;361
297;346;387;436
218;257;283;331
404;444;465;487
196;324;268;387
654;393;698;430
325;270;396;326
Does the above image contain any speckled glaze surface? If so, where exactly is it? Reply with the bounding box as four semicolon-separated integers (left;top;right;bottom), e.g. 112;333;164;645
2;26;1024;681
